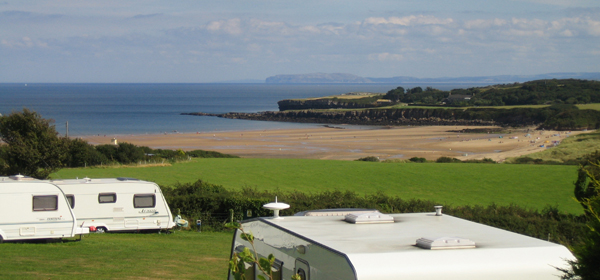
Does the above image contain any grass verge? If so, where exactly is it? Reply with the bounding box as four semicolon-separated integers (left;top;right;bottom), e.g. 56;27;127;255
0;231;232;280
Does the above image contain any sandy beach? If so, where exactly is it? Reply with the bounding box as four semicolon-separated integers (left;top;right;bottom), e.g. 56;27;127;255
79;125;588;162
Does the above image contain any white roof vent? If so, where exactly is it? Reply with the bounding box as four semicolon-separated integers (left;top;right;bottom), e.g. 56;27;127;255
262;197;290;219
9;174;35;181
416;237;476;250
345;211;394;224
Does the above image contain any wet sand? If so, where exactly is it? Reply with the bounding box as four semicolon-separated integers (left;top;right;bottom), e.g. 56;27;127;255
80;126;587;162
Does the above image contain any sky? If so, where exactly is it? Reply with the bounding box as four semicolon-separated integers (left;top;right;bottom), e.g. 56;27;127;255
1;0;600;83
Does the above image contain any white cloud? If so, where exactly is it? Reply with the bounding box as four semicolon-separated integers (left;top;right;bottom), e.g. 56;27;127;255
205;19;243;35
368;53;404;62
363;15;453;26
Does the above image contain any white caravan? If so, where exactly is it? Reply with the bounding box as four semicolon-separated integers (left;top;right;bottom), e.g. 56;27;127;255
51;177;175;233
0;175;89;242
229;208;575;280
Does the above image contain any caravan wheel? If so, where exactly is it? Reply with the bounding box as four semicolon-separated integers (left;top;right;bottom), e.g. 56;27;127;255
96;227;107;234
0;235;3;244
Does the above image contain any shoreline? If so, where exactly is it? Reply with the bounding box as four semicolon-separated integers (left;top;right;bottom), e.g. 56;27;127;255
79;125;590;162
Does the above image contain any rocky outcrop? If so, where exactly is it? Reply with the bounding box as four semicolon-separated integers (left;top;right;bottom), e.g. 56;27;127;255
278;99;378;111
183;109;499;126
184;106;600;130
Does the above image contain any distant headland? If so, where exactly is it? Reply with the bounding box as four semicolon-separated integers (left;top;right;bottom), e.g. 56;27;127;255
265;72;600;84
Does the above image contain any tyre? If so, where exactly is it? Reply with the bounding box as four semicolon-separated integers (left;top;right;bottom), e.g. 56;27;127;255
96;227;107;233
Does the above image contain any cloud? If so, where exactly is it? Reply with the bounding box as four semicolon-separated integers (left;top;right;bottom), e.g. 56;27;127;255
1;37;47;48
363;15;453;26
205;18;243;35
368;52;404;62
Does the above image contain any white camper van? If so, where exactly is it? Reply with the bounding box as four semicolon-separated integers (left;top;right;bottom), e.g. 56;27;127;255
0;175;89;242
229;208;575;280
51;177;175;233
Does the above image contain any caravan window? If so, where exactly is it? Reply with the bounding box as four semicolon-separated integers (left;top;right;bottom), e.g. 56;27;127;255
98;193;117;203
33;195;58;211
133;194;156;208
66;195;75;209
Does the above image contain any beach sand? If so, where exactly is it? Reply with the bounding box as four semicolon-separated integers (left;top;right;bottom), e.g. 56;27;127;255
80;126;588;162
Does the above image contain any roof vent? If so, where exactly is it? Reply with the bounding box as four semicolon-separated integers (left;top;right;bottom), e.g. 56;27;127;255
345;211;394;224
263;197;290;219
435;205;443;216
117;177;141;181
9;174;35;181
416;237;476;250
295;208;377;217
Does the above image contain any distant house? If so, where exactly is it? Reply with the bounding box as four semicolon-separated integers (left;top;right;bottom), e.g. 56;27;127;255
376;99;393;106
443;92;472;104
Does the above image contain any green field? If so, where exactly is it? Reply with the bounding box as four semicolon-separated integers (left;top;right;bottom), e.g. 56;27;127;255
54;158;583;214
0;231;232;279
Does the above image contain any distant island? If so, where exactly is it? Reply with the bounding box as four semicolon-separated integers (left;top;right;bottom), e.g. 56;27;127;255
265;72;600;84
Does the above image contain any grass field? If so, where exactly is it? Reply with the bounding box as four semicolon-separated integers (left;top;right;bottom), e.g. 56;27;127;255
0;231;232;279
576;103;600;110
54;159;583;214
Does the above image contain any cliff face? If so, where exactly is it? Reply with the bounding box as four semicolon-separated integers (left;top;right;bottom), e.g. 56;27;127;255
278;99;377;110
184;107;600;130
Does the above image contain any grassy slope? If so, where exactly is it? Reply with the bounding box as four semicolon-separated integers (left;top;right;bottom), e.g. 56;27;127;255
0;231;232;280
54;159;582;214
508;131;600;163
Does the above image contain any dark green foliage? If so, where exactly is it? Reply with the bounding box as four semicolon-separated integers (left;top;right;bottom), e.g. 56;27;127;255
0;109;68;179
574;151;600;215
409;157;427;162
561;151;600;279
79;144;238;167
65;138;108;167
383;87;404;102
394;79;600;106
356;156;380;162
164;180;587;248
463;158;496;164
436;156;462;163
187;149;239;158
514;157;546;164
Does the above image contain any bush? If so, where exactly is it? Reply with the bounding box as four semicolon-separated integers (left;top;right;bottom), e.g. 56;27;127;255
436;156;462;163
464;158;496;164
356;156;380;162
162;180;587;249
409;157;427;163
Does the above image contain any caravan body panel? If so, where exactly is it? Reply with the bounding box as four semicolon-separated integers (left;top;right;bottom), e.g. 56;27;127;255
230;213;574;280
51;178;174;232
0;178;79;241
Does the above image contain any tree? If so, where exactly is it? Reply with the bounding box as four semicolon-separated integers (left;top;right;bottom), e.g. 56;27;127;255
0;109;68;179
561;152;600;279
65;138;108;167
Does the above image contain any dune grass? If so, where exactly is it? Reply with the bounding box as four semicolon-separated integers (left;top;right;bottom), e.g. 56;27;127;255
0;231;232;280
54;158;583;214
508;131;600;163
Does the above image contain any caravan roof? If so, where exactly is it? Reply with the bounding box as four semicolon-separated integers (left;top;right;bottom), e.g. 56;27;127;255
237;212;574;279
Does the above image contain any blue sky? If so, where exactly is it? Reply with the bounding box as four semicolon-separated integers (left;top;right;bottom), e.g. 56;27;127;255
1;0;600;82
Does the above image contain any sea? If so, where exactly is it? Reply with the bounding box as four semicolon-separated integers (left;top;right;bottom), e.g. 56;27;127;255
0;83;484;136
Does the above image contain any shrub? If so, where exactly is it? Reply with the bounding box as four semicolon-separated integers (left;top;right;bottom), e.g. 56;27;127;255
436;156;462;163
409;157;427;163
356;156;380;162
